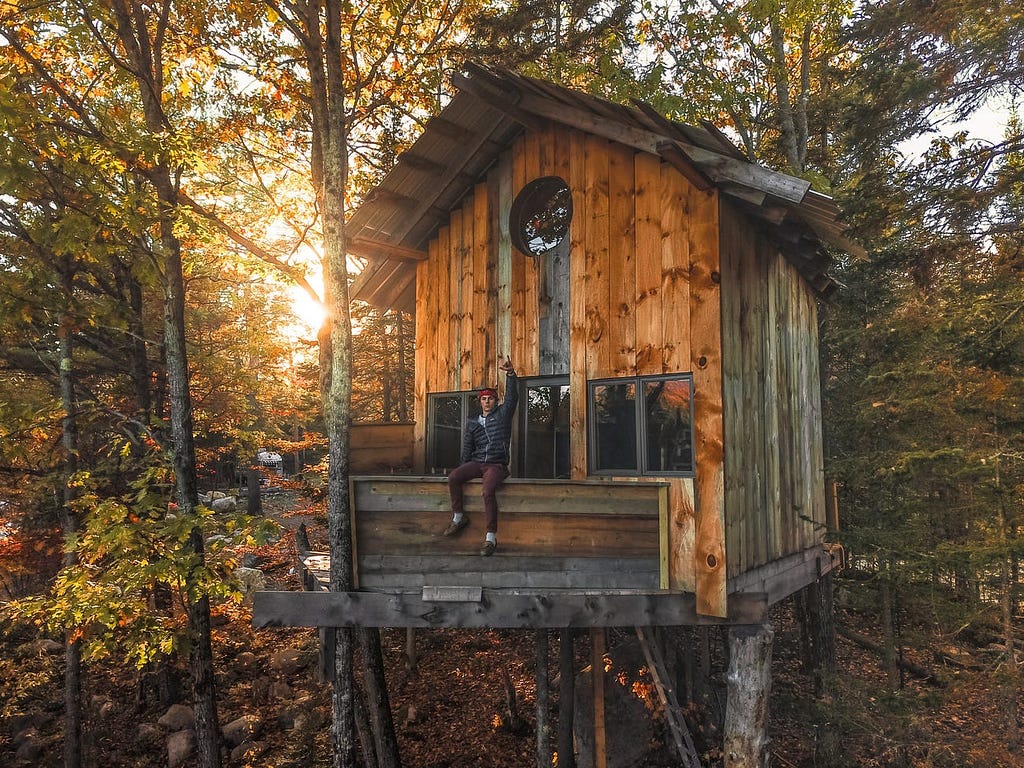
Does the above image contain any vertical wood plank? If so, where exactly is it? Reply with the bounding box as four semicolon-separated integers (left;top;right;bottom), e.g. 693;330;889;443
412;256;430;473
634;153;663;376
762;240;782;561
473;183;491;387
608;142;637;377
523;129;543;375
584;134;610;379
689;188;725;617
436;225;451;392
592;628;608;768
550;124;572;376
495;151;514;370
568;130;589;480
462;199;477;391
667;478;696;592
511;135;528;373
661;162;691;371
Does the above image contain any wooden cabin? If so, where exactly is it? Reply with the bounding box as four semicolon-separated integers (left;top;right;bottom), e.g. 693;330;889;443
255;64;853;633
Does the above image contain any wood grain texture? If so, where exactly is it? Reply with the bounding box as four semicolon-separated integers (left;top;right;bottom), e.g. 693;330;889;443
634;152;664;376
584;133;611;379
688;184;725;617
569;129;589;479
608;141;637;377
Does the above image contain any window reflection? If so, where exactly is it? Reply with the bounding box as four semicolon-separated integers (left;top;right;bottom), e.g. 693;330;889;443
524;382;571;478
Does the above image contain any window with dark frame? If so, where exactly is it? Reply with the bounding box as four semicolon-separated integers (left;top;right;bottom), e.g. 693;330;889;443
425;391;482;475
588;373;695;477
520;377;571;479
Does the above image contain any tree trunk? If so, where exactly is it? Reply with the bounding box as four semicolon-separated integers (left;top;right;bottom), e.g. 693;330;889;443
878;567;900;690
58;276;82;768
723;624;774;768
358;628;402;768
535;630;551;768
557;629;576;768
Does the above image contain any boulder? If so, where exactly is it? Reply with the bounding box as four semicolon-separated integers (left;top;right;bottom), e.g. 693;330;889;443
167;729;195;768
230;740;267;763
138;723;163;745
33;639;64;655
234;566;266;595
211;496;237;513
14;734;43;764
158;703;195;731
269;680;293;700
222;714;262;747
270;648;308;675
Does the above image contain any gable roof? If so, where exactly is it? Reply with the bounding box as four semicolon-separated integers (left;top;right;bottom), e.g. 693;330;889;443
349;63;861;312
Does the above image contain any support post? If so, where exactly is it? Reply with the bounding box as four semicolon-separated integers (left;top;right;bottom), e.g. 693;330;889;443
535;630;551;768
591;628;607;768
724;624;774;768
558;630;576;768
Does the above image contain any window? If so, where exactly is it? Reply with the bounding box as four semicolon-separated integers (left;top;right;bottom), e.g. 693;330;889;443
425;391;482;474
509;176;573;257
588;374;694;477
520;377;570;478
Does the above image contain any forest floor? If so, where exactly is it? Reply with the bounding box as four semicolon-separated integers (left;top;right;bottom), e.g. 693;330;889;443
1;484;1022;767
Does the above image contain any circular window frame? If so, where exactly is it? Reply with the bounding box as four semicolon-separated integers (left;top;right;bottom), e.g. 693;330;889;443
509;176;573;257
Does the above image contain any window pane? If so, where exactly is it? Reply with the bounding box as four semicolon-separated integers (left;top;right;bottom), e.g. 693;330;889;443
429;396;462;473
524;384;571;478
644;378;693;473
592;381;637;472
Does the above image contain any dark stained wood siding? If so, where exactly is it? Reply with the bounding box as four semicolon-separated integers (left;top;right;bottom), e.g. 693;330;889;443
720;200;827;575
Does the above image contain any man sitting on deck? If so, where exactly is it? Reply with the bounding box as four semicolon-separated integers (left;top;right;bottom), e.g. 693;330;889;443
442;356;518;556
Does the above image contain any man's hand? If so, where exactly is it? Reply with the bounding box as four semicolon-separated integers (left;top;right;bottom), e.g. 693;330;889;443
499;355;514;373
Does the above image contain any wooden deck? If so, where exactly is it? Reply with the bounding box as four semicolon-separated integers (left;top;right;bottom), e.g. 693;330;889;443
252;475;835;629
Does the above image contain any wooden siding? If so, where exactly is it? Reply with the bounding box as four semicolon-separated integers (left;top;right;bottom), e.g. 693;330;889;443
350;422;415;474
350;477;666;592
413;122;726;604
720;200;826;576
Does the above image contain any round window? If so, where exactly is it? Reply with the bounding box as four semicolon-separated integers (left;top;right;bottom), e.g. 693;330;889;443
509;176;573;257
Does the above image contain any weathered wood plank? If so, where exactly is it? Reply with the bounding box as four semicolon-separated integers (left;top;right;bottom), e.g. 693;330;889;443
524;128;542;372
474;182;492;387
495;150;514;374
253;589;769;629
460;201;476;387
441;222;457;388
688;181;726;618
608;141;637;377
585;133;611;379
661;161;691;371
666;478;696;592
634;153;663;375
511;135;528;371
569;129;589;479
413;257;430;472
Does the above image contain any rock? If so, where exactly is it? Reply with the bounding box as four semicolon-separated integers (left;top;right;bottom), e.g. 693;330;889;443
211;496;237;513
167;729;196;768
98;699;116;720
242;552;258;568
14;734;43;763
222;714;262;747
234;566;266;595
236;651;257;669
230;740;267;763
138;723;162;744
158;703;195;731
34;639;64;655
574;639;660;768
270;648;308;675
269;680;292;699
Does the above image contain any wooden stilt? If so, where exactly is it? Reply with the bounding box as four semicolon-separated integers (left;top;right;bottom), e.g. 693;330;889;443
723;624;774;768
535;630;551;767
558;629;576;768
591;628;607;768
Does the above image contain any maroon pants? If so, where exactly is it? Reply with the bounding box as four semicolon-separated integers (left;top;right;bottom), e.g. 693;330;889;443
447;461;509;533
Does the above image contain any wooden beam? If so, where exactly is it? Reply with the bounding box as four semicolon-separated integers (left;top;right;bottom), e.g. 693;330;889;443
252;589;769;629
657;140;714;193
452;71;548;132
672;140;810;204
347;236;428;262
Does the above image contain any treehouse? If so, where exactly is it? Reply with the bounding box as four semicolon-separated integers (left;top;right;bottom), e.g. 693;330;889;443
255;64;853;632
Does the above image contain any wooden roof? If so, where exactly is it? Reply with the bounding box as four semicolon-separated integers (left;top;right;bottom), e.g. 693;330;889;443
349;63;861;312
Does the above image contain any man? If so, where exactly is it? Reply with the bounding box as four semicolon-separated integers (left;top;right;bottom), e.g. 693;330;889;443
443;356;518;556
